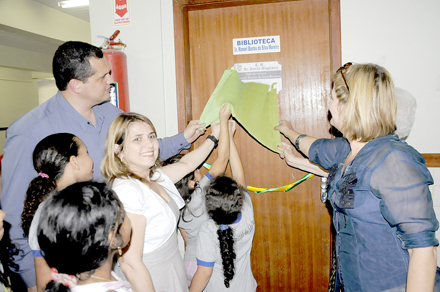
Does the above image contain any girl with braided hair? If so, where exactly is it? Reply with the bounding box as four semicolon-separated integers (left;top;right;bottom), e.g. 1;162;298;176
190;116;257;292
21;133;94;291
37;181;133;292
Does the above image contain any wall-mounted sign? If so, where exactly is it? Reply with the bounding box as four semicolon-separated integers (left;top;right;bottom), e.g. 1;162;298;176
114;0;130;26
233;61;282;93
233;36;280;55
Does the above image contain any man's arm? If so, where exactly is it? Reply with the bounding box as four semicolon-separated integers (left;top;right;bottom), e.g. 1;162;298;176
158;120;206;161
1;132;39;288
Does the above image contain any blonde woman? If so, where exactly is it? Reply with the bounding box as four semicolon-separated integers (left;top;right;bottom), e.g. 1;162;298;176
101;112;224;292
276;63;438;292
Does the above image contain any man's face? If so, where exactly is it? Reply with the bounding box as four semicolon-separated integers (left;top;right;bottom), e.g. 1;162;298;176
80;57;114;105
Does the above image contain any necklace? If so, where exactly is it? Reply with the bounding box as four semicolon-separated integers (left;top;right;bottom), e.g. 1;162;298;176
90;275;112;282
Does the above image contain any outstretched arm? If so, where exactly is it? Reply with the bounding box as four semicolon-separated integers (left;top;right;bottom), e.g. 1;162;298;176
157;120;206;161
207;104;231;178
162;123;220;184
274;120;317;157
228;121;245;187
277;142;328;177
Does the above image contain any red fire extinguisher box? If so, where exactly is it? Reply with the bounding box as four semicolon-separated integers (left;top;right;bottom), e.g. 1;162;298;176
104;49;130;113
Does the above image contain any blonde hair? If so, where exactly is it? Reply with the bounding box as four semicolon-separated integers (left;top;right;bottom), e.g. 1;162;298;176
101;112;161;183
333;63;396;142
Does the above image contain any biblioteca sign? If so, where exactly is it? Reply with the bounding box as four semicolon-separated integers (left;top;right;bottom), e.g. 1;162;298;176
232;36;280;55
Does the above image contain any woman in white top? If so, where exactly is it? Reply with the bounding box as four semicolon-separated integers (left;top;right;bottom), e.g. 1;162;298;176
101;111;222;292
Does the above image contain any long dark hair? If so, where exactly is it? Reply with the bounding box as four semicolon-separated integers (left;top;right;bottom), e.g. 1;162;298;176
38;181;124;292
205;176;244;288
21;133;80;237
163;154;198;222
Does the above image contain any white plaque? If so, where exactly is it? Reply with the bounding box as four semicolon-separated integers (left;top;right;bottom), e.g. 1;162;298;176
233;36;280;55
233;61;282;93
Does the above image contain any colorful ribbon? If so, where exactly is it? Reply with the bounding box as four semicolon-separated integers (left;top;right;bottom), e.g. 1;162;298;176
202;163;314;194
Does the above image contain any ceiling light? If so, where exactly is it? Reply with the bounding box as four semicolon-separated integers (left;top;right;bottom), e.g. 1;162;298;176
57;0;89;8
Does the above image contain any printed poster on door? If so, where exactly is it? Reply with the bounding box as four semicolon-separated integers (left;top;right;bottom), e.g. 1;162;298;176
233;61;282;94
114;0;130;26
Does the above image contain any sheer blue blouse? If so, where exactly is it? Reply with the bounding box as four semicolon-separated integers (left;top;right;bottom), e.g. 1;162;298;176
309;135;438;291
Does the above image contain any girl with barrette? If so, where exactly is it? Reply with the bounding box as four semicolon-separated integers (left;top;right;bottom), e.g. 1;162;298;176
190;115;257;292
21;133;94;291
37;181;134;292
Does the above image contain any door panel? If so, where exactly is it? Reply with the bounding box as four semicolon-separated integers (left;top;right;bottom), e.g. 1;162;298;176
174;1;340;290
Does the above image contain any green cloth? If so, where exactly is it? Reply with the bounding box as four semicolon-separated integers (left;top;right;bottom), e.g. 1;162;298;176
199;69;281;153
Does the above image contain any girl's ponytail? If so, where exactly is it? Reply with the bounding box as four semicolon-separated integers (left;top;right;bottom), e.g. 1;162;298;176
21;176;57;236
21;133;79;237
206;176;244;288
217;227;236;288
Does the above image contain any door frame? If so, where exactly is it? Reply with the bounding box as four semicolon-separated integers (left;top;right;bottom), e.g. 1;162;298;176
173;0;341;132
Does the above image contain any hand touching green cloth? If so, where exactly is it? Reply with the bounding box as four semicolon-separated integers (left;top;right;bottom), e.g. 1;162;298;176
199;69;281;153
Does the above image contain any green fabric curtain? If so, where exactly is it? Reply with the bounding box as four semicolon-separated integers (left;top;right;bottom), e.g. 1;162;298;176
199;69;281;153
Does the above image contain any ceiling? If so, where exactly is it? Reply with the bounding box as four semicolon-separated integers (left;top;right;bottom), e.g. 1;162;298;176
34;0;90;22
0;1;89;65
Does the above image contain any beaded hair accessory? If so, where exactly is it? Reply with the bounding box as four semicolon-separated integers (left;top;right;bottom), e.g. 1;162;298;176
51;267;77;288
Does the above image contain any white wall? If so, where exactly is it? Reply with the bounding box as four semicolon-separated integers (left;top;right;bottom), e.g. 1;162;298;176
89;0;179;139
341;0;440;153
0;67;39;153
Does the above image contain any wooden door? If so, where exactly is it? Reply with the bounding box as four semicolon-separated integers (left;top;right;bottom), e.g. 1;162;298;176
174;1;341;290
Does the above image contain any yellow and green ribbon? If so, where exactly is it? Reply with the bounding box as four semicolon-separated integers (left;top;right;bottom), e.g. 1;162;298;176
202;163;314;194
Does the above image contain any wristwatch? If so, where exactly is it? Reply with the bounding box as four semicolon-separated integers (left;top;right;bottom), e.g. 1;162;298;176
207;135;218;147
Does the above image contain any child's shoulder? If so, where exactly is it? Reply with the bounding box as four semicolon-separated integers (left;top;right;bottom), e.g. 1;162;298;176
200;218;218;234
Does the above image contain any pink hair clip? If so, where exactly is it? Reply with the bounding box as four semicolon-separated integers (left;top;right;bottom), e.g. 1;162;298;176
39;172;49;179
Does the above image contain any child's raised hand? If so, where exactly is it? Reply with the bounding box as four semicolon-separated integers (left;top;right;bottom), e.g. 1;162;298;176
211;122;220;139
219;103;232;121
228;120;236;137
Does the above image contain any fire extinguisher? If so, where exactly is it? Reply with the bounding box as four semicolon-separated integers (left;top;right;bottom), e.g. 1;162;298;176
99;30;130;112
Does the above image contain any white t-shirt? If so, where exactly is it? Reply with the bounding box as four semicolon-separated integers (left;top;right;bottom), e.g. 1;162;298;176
196;191;257;292
28;200;47;257
112;169;185;253
178;173;213;261
71;272;132;292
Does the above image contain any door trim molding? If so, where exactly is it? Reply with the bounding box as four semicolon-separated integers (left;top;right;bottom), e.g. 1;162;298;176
423;154;440;167
173;0;341;132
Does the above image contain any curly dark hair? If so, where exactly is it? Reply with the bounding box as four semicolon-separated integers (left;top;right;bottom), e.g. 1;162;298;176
21;133;80;237
53;41;104;91
163;154;199;222
205;176;244;288
0;220;24;290
38;181;124;291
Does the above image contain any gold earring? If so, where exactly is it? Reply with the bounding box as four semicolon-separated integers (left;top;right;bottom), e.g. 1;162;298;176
117;246;122;256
